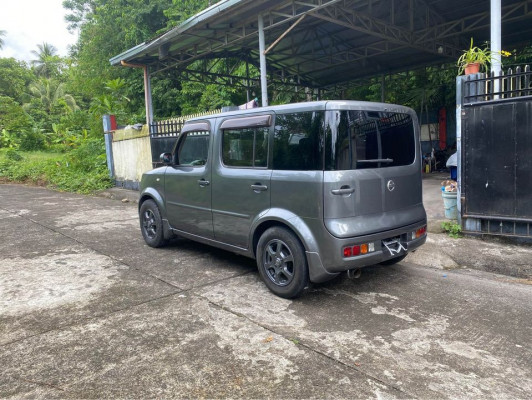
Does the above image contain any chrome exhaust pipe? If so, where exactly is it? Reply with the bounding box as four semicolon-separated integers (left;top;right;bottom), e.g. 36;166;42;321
347;268;362;279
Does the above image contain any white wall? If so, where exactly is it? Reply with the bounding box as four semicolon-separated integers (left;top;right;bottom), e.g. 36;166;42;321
111;125;152;183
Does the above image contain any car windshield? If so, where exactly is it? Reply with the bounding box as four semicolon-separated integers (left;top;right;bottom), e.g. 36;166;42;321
325;110;415;170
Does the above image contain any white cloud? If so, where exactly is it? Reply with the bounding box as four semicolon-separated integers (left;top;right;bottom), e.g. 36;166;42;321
0;0;78;62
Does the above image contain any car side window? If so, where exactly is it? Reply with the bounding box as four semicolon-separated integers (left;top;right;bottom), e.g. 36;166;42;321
273;111;324;171
222;127;269;168
176;131;210;166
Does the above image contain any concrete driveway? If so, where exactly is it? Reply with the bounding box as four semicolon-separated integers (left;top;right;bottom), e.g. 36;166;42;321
1;183;531;398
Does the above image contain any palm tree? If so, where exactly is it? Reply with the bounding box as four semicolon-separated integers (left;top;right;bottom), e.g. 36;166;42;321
30;42;60;78
25;79;79;114
0;30;6;50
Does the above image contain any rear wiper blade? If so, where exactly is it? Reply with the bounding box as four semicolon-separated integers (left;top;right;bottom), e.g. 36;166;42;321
357;158;394;163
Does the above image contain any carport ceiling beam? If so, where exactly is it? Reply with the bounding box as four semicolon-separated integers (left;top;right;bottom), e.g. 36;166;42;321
264;14;306;55
271;22;416;72
309;5;460;56
147;0;343;75
277;41;410;76
414;0;532;43
177;67;313;92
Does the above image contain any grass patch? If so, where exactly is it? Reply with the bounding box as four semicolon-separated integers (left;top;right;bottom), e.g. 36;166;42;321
0;139;113;194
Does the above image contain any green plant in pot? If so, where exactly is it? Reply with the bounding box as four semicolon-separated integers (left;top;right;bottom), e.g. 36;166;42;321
457;38;492;75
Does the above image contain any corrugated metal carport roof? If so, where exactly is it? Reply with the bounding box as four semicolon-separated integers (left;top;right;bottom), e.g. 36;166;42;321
110;0;532;88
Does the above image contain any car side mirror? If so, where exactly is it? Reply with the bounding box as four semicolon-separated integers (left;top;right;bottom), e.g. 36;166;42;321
160;152;173;165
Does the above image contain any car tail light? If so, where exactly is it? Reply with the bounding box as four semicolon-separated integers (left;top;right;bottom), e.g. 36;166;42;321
412;225;427;239
342;243;375;258
343;247;352;257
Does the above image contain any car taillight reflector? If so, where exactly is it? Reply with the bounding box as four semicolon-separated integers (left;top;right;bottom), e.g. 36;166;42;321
413;225;427;239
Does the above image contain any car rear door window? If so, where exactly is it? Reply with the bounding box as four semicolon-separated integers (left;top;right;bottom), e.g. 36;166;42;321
222;127;269;168
272;111;324;171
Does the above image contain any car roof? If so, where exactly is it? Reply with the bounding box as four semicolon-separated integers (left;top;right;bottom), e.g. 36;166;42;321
185;100;414;123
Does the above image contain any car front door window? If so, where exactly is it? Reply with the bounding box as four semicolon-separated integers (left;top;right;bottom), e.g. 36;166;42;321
177;132;210;166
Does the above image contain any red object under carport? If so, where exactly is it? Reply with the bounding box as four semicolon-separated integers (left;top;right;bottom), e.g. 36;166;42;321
438;107;447;150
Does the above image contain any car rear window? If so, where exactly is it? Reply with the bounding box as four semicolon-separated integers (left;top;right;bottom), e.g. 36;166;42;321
325;110;415;170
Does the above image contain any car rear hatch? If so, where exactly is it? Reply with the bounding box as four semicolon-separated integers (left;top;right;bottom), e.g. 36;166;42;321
323;108;425;238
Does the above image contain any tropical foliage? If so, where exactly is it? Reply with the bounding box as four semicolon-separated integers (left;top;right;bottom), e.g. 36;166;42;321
0;30;5;50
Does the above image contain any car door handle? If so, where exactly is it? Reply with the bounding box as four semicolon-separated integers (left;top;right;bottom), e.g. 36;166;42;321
331;187;354;195
198;179;210;187
251;184;268;192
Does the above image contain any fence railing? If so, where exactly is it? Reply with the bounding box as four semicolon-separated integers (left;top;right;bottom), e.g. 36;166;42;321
149;109;222;137
463;65;531;104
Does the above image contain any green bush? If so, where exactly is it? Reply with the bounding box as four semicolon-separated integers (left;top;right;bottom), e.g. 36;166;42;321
50;137;112;193
0;95;33;138
441;221;463;238
67;138;108;171
0;137;112;194
19;129;47;151
5;149;23;161
0;128;20;149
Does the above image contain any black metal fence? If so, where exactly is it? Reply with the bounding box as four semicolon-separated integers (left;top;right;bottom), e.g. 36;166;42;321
149;120;183;168
463;65;531;104
150;120;185;137
461;65;532;238
148;110;221;167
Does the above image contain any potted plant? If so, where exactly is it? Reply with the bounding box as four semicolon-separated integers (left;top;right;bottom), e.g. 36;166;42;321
457;38;492;75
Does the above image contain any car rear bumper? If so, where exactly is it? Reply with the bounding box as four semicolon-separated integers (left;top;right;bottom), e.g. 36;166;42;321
306;219;427;282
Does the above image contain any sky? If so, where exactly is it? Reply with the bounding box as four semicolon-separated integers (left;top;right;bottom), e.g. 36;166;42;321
0;0;78;62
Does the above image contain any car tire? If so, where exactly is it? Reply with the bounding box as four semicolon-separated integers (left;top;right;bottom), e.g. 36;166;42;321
256;227;309;299
139;199;167;248
380;254;407;266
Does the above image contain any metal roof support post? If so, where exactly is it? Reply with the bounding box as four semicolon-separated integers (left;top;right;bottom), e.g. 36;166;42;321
246;59;250;103
491;0;501;98
455;75;466;227
258;14;269;107
120;61;154;127
381;74;386;103
144;66;154;127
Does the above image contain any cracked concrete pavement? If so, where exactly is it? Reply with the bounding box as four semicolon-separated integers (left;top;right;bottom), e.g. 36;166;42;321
1;182;531;398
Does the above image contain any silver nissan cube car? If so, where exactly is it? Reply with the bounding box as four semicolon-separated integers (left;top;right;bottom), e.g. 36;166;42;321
139;101;427;298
